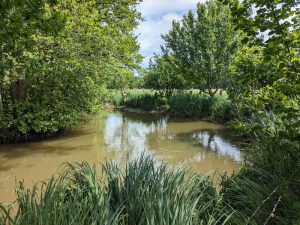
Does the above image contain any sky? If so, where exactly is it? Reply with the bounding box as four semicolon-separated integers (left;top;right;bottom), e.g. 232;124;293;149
136;0;204;67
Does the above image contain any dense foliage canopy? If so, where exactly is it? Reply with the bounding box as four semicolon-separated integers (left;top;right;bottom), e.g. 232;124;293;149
0;0;142;142
225;0;300;160
143;53;189;96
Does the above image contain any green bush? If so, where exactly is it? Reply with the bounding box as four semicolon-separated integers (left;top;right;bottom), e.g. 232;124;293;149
109;90;123;106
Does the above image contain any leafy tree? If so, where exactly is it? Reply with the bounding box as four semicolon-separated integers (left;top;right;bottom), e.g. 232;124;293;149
223;0;300;144
222;1;300;219
0;0;142;142
144;53;189;97
229;46;281;96
162;0;239;96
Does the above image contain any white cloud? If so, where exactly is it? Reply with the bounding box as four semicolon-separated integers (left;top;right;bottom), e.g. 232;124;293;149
137;13;182;64
136;0;205;67
137;0;199;18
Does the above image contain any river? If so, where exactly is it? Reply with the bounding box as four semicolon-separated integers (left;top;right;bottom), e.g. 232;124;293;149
0;112;243;203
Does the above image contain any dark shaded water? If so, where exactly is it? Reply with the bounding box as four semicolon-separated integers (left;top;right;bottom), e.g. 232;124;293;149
0;112;243;203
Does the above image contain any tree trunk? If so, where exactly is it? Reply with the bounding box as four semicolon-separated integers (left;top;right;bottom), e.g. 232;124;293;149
0;88;3;111
10;70;27;103
208;88;218;97
0;47;3;111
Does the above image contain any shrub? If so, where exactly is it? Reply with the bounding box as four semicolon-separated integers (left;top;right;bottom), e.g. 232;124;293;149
211;96;233;123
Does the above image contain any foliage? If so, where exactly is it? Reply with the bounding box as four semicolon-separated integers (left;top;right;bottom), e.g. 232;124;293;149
143;53;189;97
110;90;232;122
2;155;298;225
221;1;300;222
0;0;142;142
122;90;167;111
0;155;232;225
211;95;233;123
220;166;299;225
161;0;239;96
168;92;212;118
169;92;232;122
222;0;300;169
229;46;281;96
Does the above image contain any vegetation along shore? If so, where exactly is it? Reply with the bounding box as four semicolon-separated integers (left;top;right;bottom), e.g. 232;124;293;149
0;0;299;224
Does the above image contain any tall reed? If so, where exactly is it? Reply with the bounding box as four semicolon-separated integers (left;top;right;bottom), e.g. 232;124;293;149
110;90;233;122
1;155;295;225
0;155;231;225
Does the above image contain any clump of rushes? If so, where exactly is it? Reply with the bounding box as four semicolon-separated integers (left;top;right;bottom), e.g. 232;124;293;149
1;155;293;225
0;155;231;225
110;90;233;123
168;92;212;118
220;166;300;225
168;92;232;122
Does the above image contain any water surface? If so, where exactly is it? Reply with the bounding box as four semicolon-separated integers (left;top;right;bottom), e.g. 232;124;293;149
0;112;243;203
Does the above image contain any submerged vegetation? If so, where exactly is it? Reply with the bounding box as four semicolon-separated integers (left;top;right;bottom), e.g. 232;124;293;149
1;155;297;225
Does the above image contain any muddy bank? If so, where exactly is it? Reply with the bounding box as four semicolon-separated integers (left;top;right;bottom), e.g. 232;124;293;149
0;129;64;144
116;106;226;124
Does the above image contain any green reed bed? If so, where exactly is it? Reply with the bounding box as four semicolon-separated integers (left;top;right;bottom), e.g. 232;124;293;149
1;155;296;225
0;155;230;225
109;90;233;123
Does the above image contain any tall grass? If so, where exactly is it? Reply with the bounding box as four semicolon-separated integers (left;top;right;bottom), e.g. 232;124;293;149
1;155;297;225
220;167;298;225
124;92;167;111
168;92;232;122
168;92;212;118
0;155;231;225
109;90;233;122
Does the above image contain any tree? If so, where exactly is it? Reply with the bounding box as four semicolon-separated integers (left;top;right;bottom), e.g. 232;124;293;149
222;0;300;143
144;53;189;97
162;0;239;96
0;0;142;142
229;46;281;96
222;1;300;216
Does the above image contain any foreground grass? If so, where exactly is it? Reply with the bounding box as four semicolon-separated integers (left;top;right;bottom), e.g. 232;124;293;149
1;155;297;225
0;155;230;225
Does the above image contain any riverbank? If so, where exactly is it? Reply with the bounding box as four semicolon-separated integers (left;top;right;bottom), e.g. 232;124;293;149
109;90;233;123
0;129;64;144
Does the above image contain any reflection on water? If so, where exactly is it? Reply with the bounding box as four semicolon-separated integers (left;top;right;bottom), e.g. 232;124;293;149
0;112;243;203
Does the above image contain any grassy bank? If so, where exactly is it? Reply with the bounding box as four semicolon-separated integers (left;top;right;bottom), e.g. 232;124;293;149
1;155;297;225
109;90;233;123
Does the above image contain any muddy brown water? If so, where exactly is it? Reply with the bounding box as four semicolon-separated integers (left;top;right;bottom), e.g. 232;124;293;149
0;112;243;204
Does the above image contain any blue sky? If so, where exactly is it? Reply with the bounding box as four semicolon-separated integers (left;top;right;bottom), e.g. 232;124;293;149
136;0;204;67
